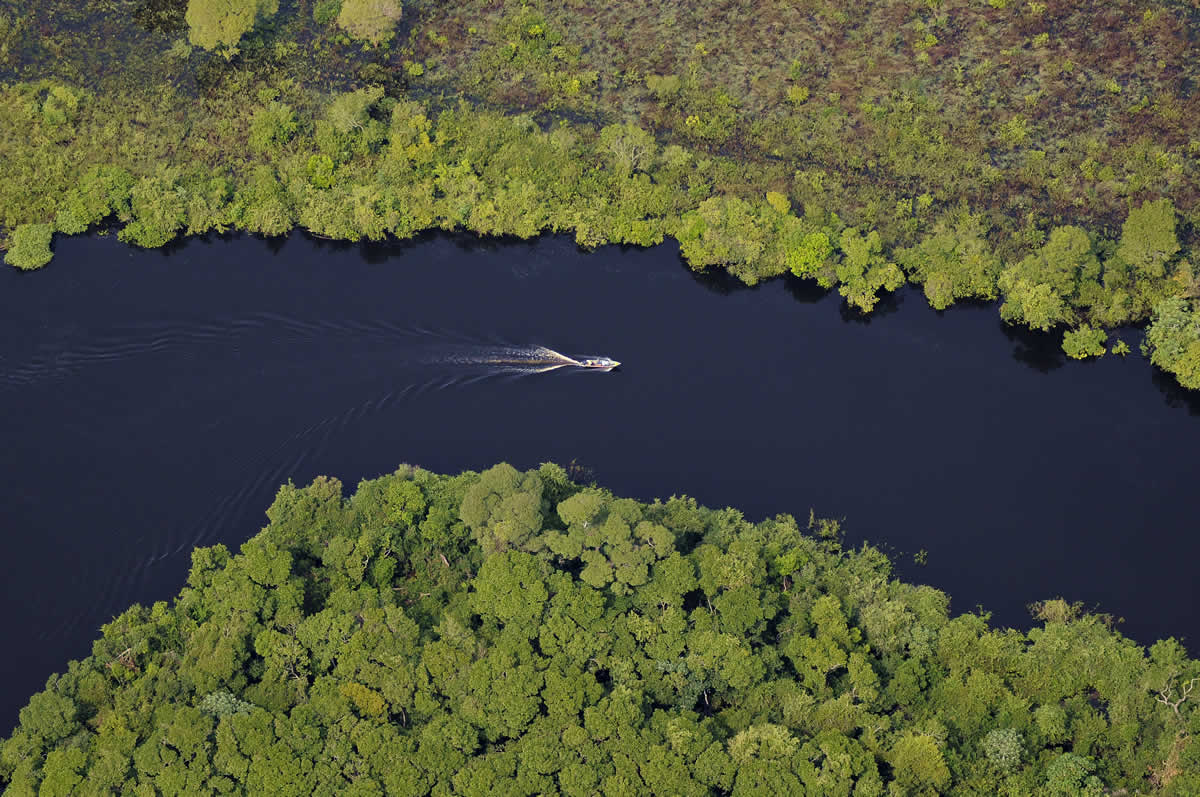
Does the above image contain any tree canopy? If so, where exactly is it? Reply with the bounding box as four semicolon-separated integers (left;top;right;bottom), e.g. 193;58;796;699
185;0;279;58
336;0;403;44
3;464;1198;794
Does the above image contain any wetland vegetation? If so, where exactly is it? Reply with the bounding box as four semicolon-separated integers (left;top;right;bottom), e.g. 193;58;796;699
1;0;1199;384
3;463;1199;794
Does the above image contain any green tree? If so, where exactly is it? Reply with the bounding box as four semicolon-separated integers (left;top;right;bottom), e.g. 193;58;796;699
55;166;136;235
895;210;1001;310
998;278;1069;331
784;229;835;281
326;87;385;137
184;173;235;235
1142;298;1200;389
676;196;771;284
248;102;298;156
185;0;279;58
38;748;87;796
1062;325;1107;360
999;225;1100;329
473;550;549;629
118;167;187;248
336;0;402;44
233;165;295;236
982;728;1025;773
4;222;53;269
1043;753;1104;796
889;732;950;792
835;227;904;313
1116;199;1179;283
727;724;805;794
40;85;81;129
547;491;670;594
459;464;545;555
306;154;335;189
599;122;656;176
200;691;255;718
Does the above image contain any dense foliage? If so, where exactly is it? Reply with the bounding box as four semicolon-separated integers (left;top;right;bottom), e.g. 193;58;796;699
0;0;1198;385
3;463;1198;794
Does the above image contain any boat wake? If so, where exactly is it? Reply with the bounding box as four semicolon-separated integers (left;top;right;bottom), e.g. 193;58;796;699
0;317;617;394
430;344;583;373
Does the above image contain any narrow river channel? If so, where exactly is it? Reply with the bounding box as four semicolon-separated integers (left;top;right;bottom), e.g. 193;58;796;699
2;230;1197;730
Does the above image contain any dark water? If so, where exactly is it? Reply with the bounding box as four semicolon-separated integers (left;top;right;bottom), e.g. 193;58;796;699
2;231;1198;731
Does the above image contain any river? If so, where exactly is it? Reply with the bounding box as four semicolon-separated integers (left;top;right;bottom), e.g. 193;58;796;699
1;230;1197;730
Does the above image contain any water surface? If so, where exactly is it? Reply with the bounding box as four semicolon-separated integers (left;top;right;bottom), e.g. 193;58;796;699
2;231;1197;731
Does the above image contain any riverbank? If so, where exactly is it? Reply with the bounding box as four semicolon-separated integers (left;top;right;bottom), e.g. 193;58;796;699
1;0;1198;386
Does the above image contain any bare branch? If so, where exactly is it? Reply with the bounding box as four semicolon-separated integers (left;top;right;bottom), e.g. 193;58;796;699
1156;676;1200;716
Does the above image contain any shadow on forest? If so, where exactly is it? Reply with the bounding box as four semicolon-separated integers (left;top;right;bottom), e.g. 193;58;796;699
131;0;187;35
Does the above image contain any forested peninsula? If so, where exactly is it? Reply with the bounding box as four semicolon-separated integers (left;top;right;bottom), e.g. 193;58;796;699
2;0;1200;385
3;463;1198;794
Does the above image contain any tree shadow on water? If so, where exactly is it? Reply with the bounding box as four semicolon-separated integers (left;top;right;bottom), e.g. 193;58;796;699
999;322;1065;373
361;235;424;265
447;232;542;258
1151;368;1200;416
682;263;761;296
264;233;289;256
153;232;207;258
782;274;829;305
838;290;904;325
305;229;447;264
300;230;358;257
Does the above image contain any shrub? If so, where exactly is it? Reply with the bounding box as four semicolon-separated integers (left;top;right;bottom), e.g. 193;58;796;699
4;223;54;270
306;154;335;188
118;170;187;248
248;101;298;155
336;0;402;44
41;85;81;127
1062;325;1107;360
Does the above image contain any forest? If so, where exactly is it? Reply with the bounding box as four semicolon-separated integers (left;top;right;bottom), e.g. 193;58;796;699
0;0;1199;385
2;463;1198;794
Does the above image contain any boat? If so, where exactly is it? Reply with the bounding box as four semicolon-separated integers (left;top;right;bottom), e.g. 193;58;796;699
576;356;620;370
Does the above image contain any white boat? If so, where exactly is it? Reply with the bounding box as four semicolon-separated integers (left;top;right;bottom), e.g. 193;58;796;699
576;356;620;370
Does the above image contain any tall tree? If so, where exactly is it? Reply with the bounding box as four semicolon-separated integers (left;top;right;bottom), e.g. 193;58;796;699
185;0;279;58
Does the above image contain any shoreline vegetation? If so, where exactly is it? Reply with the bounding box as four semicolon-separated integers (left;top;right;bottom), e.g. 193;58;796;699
3;463;1198;793
1;0;1199;386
